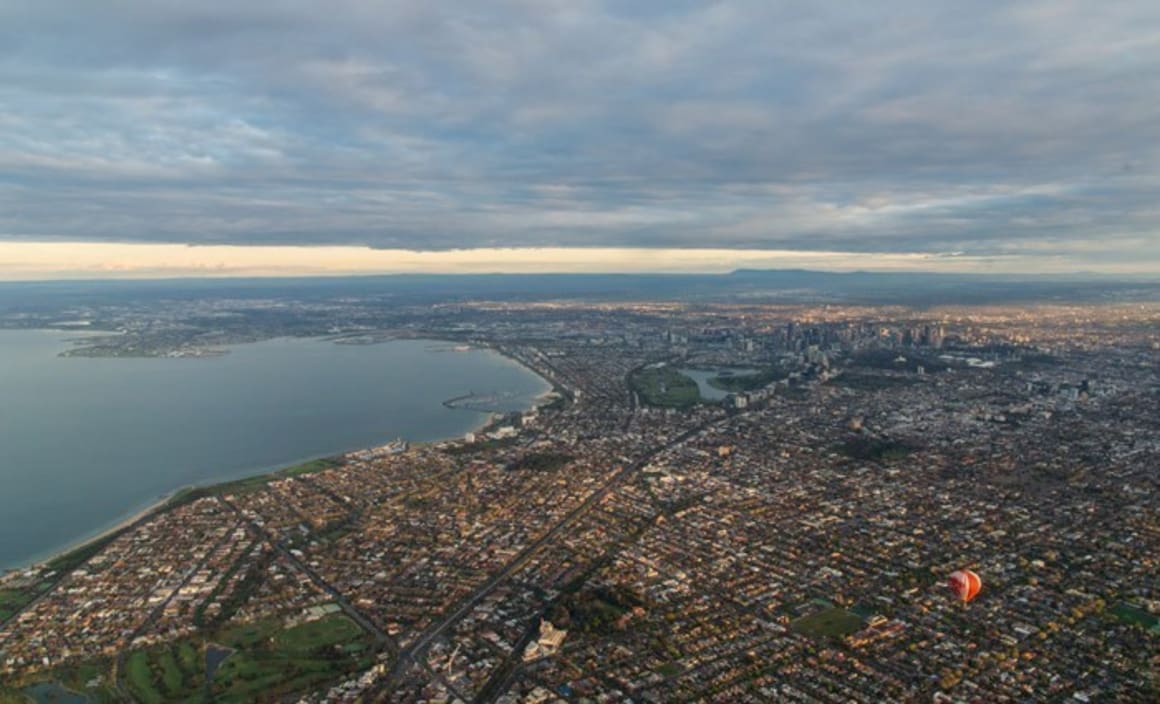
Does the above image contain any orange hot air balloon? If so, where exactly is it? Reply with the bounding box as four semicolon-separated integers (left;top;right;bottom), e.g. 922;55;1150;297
948;569;982;603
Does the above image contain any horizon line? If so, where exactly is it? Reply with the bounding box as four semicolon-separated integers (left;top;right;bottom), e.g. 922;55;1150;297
0;242;1157;282
3;268;1158;287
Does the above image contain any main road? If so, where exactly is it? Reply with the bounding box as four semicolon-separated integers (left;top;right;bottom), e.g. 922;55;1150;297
219;495;395;651
375;411;734;698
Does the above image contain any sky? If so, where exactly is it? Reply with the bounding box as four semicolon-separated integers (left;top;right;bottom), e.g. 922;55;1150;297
1;0;1158;278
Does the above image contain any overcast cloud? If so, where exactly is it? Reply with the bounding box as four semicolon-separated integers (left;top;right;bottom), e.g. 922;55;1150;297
1;0;1158;270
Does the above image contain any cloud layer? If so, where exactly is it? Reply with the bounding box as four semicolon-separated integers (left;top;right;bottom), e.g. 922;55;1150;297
1;1;1158;271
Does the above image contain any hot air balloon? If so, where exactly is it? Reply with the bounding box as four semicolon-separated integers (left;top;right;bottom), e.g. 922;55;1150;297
948;569;982;604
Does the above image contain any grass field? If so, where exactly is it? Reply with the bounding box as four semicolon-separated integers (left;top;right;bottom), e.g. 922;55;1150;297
791;606;865;641
1;660;121;704
706;367;787;392
212;614;374;702
630;365;701;408
218;618;281;650
275;614;365;653
279;458;341;478
125;641;206;704
118;613;375;703
506;451;575;473
1111;602;1160;633
0;589;33;622
849;603;878;619
837;436;914;463
656;661;682;677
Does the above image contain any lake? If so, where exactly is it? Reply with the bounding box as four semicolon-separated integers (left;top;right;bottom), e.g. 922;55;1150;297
0;331;550;571
678;367;758;401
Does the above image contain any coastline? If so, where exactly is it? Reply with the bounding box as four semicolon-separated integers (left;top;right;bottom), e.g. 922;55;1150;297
4;338;553;578
16;489;191;573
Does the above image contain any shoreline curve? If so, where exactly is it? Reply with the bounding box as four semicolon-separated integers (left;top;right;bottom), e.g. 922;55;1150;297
2;337;551;577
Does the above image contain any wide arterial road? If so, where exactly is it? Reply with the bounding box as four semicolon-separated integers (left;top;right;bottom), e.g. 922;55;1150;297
373;412;733;700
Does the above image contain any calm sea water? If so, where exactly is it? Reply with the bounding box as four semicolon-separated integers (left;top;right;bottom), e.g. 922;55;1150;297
0;331;549;571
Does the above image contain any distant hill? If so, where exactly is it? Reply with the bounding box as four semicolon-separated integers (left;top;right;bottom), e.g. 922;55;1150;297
0;269;1157;312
